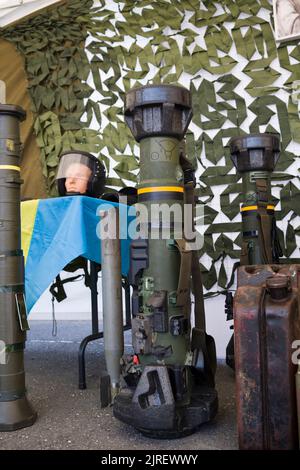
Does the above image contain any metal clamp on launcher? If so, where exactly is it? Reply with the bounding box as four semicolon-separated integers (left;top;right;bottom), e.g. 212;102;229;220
113;84;218;438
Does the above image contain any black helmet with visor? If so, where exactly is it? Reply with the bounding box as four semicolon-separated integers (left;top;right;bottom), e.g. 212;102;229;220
56;150;106;198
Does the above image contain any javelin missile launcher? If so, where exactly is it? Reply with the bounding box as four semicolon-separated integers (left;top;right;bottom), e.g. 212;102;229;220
230;133;282;266
225;133;282;370
113;84;218;438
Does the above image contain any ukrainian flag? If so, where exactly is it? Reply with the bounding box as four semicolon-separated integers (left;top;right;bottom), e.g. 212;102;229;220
21;196;133;313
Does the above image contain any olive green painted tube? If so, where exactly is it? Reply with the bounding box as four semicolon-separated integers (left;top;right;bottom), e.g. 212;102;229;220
137;137;189;367
229;133;280;265
0;104;36;431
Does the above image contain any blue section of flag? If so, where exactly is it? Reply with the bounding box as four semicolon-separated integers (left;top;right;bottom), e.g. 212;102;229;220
25;196;135;313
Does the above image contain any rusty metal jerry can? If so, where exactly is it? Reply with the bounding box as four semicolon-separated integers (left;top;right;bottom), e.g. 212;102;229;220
234;265;300;450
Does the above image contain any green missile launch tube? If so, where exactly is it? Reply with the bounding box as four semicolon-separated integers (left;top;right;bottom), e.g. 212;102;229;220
113;84;217;438
229;133;281;265
225;134;282;370
0;104;36;431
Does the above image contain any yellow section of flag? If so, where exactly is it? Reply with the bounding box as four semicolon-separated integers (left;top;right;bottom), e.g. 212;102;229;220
21;199;39;263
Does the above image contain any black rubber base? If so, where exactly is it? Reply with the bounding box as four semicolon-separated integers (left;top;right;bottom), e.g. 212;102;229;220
113;386;218;439
0;396;37;432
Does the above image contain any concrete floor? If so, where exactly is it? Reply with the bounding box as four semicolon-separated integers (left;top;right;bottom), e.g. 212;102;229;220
0;321;238;450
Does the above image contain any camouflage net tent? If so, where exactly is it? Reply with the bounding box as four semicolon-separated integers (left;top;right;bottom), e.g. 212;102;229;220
1;0;300;292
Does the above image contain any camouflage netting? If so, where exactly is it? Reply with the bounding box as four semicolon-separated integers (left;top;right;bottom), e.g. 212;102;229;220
1;0;300;290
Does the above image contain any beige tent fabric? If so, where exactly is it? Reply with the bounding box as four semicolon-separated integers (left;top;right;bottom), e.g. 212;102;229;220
0;38;47;199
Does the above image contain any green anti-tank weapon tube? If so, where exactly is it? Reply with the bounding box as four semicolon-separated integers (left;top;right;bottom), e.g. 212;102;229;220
225;133;282;371
229;133;282;265
113;84;218;438
0;104;36;431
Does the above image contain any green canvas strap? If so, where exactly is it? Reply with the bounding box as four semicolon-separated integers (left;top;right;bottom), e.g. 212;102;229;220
184;179;206;330
256;179;272;264
183;177;215;379
175;238;192;308
240;240;251;266
191;250;206;331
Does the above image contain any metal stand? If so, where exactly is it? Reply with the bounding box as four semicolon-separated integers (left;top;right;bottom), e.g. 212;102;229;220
78;261;131;389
